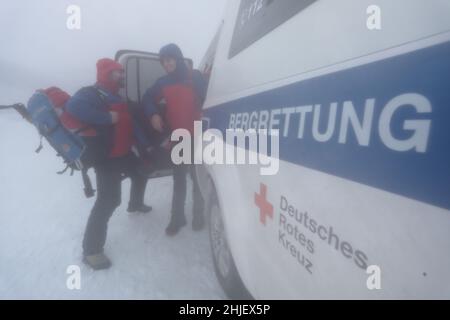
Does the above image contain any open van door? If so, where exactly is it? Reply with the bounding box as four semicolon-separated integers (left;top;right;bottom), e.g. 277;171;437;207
199;22;223;86
115;50;193;179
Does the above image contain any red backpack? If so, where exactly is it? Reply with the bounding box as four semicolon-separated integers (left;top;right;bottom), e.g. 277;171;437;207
43;87;96;137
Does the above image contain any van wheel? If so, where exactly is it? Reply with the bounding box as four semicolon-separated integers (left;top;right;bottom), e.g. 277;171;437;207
208;192;252;300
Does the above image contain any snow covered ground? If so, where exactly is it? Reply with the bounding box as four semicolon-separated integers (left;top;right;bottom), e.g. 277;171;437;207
0;111;225;299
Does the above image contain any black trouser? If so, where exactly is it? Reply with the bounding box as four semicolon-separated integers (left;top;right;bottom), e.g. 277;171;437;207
171;164;204;222
82;153;147;255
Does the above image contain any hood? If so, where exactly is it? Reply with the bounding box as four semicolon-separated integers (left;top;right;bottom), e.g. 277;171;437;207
159;43;188;79
96;58;124;94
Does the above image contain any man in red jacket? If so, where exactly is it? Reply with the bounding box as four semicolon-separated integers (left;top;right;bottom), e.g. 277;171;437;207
143;44;207;236
67;58;151;270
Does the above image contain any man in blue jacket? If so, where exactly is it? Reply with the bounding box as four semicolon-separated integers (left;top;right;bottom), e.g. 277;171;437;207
142;44;207;236
67;58;151;270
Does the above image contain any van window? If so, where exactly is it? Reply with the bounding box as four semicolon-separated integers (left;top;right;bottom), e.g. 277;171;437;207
138;58;166;102
125;57;139;103
124;55;193;104
125;57;166;104
229;0;317;58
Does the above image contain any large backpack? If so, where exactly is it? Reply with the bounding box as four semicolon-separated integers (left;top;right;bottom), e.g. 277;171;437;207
26;87;95;197
27;88;85;168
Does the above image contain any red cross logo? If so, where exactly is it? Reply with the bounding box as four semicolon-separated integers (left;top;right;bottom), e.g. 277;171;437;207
254;183;273;226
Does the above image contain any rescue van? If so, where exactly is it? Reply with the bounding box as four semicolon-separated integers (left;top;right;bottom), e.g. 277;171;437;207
119;0;450;299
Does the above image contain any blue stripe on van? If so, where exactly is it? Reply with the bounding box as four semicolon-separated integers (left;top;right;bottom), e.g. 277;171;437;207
204;41;450;210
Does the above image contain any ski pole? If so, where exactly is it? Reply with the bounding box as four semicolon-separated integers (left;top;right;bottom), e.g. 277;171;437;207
0;103;31;122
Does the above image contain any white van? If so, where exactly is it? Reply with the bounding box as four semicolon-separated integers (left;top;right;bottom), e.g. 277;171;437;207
119;0;450;299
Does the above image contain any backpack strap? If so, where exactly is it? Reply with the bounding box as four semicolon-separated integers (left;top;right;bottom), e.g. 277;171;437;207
81;168;95;198
35;135;44;153
91;86;110;108
57;164;71;175
74;126;93;135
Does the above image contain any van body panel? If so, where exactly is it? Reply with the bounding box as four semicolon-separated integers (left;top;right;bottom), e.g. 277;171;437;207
198;0;450;298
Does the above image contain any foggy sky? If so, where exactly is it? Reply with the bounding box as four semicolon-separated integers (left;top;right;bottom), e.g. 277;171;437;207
0;0;227;104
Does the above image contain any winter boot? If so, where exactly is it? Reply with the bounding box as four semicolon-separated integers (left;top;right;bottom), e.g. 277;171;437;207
83;253;112;270
165;214;187;236
127;203;152;214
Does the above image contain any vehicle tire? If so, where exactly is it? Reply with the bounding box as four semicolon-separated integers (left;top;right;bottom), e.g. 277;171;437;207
208;190;252;300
